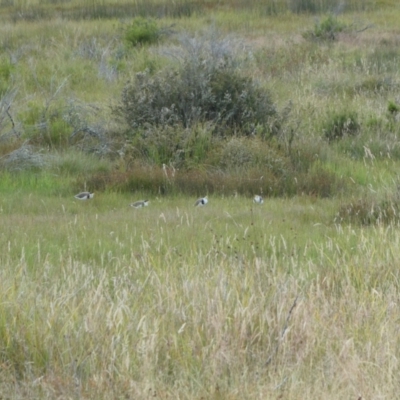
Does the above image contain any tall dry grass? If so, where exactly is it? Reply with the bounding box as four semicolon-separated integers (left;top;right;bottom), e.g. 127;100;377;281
1;194;400;398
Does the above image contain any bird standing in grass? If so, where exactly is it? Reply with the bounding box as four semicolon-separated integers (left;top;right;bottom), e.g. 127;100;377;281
194;196;208;206
253;195;264;204
75;192;94;200
131;200;149;208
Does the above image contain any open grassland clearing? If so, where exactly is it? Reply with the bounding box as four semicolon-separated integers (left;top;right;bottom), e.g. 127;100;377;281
2;0;400;397
2;184;400;399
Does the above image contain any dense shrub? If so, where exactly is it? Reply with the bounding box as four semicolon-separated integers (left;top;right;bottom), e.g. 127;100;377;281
125;17;159;47
388;100;400;115
304;14;347;41
117;30;279;140
322;110;360;142
118;64;278;138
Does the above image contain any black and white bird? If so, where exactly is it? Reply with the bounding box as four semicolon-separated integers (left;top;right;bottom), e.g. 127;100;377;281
194;196;208;207
74;192;94;200
131;200;149;208
253;195;264;204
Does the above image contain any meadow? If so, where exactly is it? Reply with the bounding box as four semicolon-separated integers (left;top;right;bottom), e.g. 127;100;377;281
1;0;400;398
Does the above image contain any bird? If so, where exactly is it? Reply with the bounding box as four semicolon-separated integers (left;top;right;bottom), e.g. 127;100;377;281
131;200;149;208
253;195;264;204
74;192;94;200
194;196;208;207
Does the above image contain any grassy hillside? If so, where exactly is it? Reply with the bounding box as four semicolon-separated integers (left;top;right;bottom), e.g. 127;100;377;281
1;0;400;398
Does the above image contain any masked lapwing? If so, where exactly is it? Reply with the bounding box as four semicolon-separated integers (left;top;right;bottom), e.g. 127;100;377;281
131;200;149;208
194;196;208;207
74;192;94;200
253;195;264;204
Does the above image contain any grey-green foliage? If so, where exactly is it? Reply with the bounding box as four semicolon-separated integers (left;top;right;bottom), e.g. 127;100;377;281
304;14;347;41
117;31;279;138
0;143;53;171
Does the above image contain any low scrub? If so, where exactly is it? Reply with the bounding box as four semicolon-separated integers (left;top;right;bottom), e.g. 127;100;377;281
125;17;160;47
322;110;360;142
0;143;53;172
118;66;278;137
116;31;279;139
303;14;347;41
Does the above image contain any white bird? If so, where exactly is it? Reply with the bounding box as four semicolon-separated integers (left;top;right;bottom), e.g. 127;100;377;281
75;192;94;200
253;195;264;204
194;196;208;207
131;200;149;208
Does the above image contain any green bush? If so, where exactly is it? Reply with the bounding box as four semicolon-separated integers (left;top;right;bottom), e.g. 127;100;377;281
125;17;159;47
322;110;360;142
116;29;279;142
304;14;346;41
117;63;278;138
388;100;400;115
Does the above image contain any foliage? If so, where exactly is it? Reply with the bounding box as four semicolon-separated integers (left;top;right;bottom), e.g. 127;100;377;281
388;100;400;114
117;54;278;141
119;67;278;135
125;17;160;47
304;14;347;41
322;110;360;142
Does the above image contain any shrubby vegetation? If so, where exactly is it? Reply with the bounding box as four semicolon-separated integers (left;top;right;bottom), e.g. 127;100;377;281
303;14;347;41
117;32;279;138
322;110;360;142
2;1;400;398
1;1;399;202
124;17;160;47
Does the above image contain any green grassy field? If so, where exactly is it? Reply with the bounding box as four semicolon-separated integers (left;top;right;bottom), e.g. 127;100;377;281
2;0;400;398
2;183;400;398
